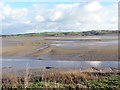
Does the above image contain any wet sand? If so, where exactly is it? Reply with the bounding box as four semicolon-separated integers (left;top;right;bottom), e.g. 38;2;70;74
1;35;118;61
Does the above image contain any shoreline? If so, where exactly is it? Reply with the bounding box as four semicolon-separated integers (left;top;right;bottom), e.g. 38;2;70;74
2;66;119;75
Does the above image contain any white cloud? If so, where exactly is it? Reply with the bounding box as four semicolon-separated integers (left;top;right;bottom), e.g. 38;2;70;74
75;22;81;26
2;4;11;16
21;20;31;24
111;17;118;24
1;1;118;34
35;15;44;22
84;1;102;12
50;11;63;21
56;3;80;9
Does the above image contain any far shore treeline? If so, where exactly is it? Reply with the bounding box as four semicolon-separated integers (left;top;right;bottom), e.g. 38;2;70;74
1;30;119;37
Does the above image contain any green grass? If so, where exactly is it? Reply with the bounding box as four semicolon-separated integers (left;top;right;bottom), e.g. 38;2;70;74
28;74;120;89
29;81;65;88
87;75;120;88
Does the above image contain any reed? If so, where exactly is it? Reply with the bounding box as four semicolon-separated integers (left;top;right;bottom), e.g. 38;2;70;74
2;70;119;89
24;65;31;88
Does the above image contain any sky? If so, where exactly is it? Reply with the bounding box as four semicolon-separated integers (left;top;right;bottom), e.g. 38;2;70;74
0;1;118;35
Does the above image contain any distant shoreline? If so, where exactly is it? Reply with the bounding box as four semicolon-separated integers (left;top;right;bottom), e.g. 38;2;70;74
1;30;118;37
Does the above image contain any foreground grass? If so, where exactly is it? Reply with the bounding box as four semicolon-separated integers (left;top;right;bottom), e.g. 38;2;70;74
29;74;120;89
87;75;120;88
2;71;120;89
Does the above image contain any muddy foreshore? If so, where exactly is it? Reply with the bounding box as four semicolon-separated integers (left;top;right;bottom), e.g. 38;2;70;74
1;35;118;61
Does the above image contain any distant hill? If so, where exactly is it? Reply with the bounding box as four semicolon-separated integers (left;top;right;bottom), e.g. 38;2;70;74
1;30;118;37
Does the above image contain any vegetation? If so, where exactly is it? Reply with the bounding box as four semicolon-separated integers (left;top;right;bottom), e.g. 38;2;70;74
1;30;118;37
2;71;120;89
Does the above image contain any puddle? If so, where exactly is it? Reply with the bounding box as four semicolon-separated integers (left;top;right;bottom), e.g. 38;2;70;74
51;41;79;43
1;41;19;46
51;40;118;47
4;38;44;41
49;35;118;39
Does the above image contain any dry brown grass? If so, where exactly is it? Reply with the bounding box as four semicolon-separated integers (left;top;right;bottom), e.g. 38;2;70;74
46;72;100;84
2;69;119;89
2;73;19;88
24;66;31;88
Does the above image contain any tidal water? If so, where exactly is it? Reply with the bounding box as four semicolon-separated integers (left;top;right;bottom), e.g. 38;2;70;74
1;59;118;68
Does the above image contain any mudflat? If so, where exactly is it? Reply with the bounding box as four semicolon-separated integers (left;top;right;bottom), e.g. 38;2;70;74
1;35;118;61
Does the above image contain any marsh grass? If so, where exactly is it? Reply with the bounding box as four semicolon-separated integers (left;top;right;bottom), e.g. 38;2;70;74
2;69;120;89
24;65;31;88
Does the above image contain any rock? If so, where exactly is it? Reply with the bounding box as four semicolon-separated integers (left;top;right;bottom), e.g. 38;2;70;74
45;67;54;69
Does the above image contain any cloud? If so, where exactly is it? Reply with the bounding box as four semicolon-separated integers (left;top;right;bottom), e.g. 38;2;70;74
50;11;63;21
1;3;27;20
84;1;102;12
21;20;31;24
1;1;118;34
35;15;44;22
